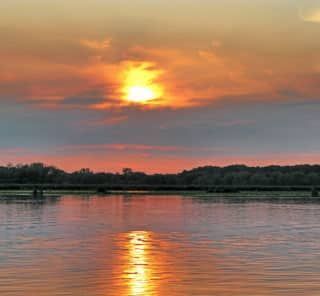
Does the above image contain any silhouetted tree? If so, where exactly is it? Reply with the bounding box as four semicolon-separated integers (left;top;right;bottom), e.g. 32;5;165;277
0;163;320;187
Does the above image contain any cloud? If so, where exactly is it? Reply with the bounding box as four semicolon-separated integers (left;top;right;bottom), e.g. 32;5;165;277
3;145;320;173
86;115;129;126
2;96;320;173
55;143;225;154
60;96;105;108
2;30;320;111
211;40;222;49
79;38;111;50
299;2;320;23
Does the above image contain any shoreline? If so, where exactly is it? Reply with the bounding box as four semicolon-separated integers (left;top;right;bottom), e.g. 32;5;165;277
0;189;319;202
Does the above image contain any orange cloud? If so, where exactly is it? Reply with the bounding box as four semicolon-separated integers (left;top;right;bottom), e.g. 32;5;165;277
3;145;320;173
0;55;97;105
1;32;273;109
299;3;320;23
2;34;320;110
79;38;111;50
55;143;225;153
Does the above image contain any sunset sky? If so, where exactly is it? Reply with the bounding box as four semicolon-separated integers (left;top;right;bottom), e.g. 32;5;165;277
1;0;320;172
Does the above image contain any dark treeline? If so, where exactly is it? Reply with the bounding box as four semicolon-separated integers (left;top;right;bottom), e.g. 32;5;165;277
1;163;320;187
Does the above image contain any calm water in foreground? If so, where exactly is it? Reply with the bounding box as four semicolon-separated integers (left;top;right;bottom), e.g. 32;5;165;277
0;195;320;296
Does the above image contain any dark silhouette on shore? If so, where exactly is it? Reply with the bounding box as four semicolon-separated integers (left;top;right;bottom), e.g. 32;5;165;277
0;163;320;192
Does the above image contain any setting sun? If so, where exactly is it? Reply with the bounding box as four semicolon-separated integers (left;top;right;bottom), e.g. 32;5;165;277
121;62;163;104
127;86;157;103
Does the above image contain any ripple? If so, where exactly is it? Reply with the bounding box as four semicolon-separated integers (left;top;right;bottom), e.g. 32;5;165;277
1;195;320;295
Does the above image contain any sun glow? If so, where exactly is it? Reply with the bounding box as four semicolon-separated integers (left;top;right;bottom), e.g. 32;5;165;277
127;86;157;103
122;62;163;104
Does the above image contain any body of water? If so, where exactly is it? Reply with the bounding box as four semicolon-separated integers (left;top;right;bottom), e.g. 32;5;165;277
1;195;320;295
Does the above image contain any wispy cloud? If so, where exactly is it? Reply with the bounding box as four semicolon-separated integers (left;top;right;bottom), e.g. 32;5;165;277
85;115;129;126
54;143;226;154
299;2;320;23
3;146;320;173
79;38;111;50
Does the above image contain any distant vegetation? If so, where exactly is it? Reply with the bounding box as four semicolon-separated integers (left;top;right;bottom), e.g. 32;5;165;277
0;163;320;187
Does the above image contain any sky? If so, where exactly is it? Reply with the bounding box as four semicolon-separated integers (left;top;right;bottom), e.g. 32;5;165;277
1;0;320;173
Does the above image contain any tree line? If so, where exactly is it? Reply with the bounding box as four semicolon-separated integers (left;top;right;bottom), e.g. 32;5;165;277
0;163;320;186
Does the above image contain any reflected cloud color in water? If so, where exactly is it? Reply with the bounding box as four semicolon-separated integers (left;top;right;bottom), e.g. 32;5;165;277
1;195;320;295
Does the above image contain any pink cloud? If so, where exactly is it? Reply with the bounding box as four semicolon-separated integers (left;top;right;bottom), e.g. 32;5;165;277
2;145;320;173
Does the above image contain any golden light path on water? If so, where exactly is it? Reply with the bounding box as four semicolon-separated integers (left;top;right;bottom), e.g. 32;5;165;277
126;231;153;296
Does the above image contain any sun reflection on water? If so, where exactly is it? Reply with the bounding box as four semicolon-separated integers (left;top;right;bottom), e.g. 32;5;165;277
125;231;155;296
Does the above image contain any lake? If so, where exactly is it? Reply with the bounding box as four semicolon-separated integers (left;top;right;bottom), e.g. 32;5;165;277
0;194;320;295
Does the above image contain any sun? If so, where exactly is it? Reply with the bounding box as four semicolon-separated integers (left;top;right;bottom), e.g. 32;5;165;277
121;62;163;105
126;86;157;103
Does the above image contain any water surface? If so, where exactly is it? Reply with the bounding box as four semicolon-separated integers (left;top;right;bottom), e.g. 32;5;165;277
1;195;320;295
